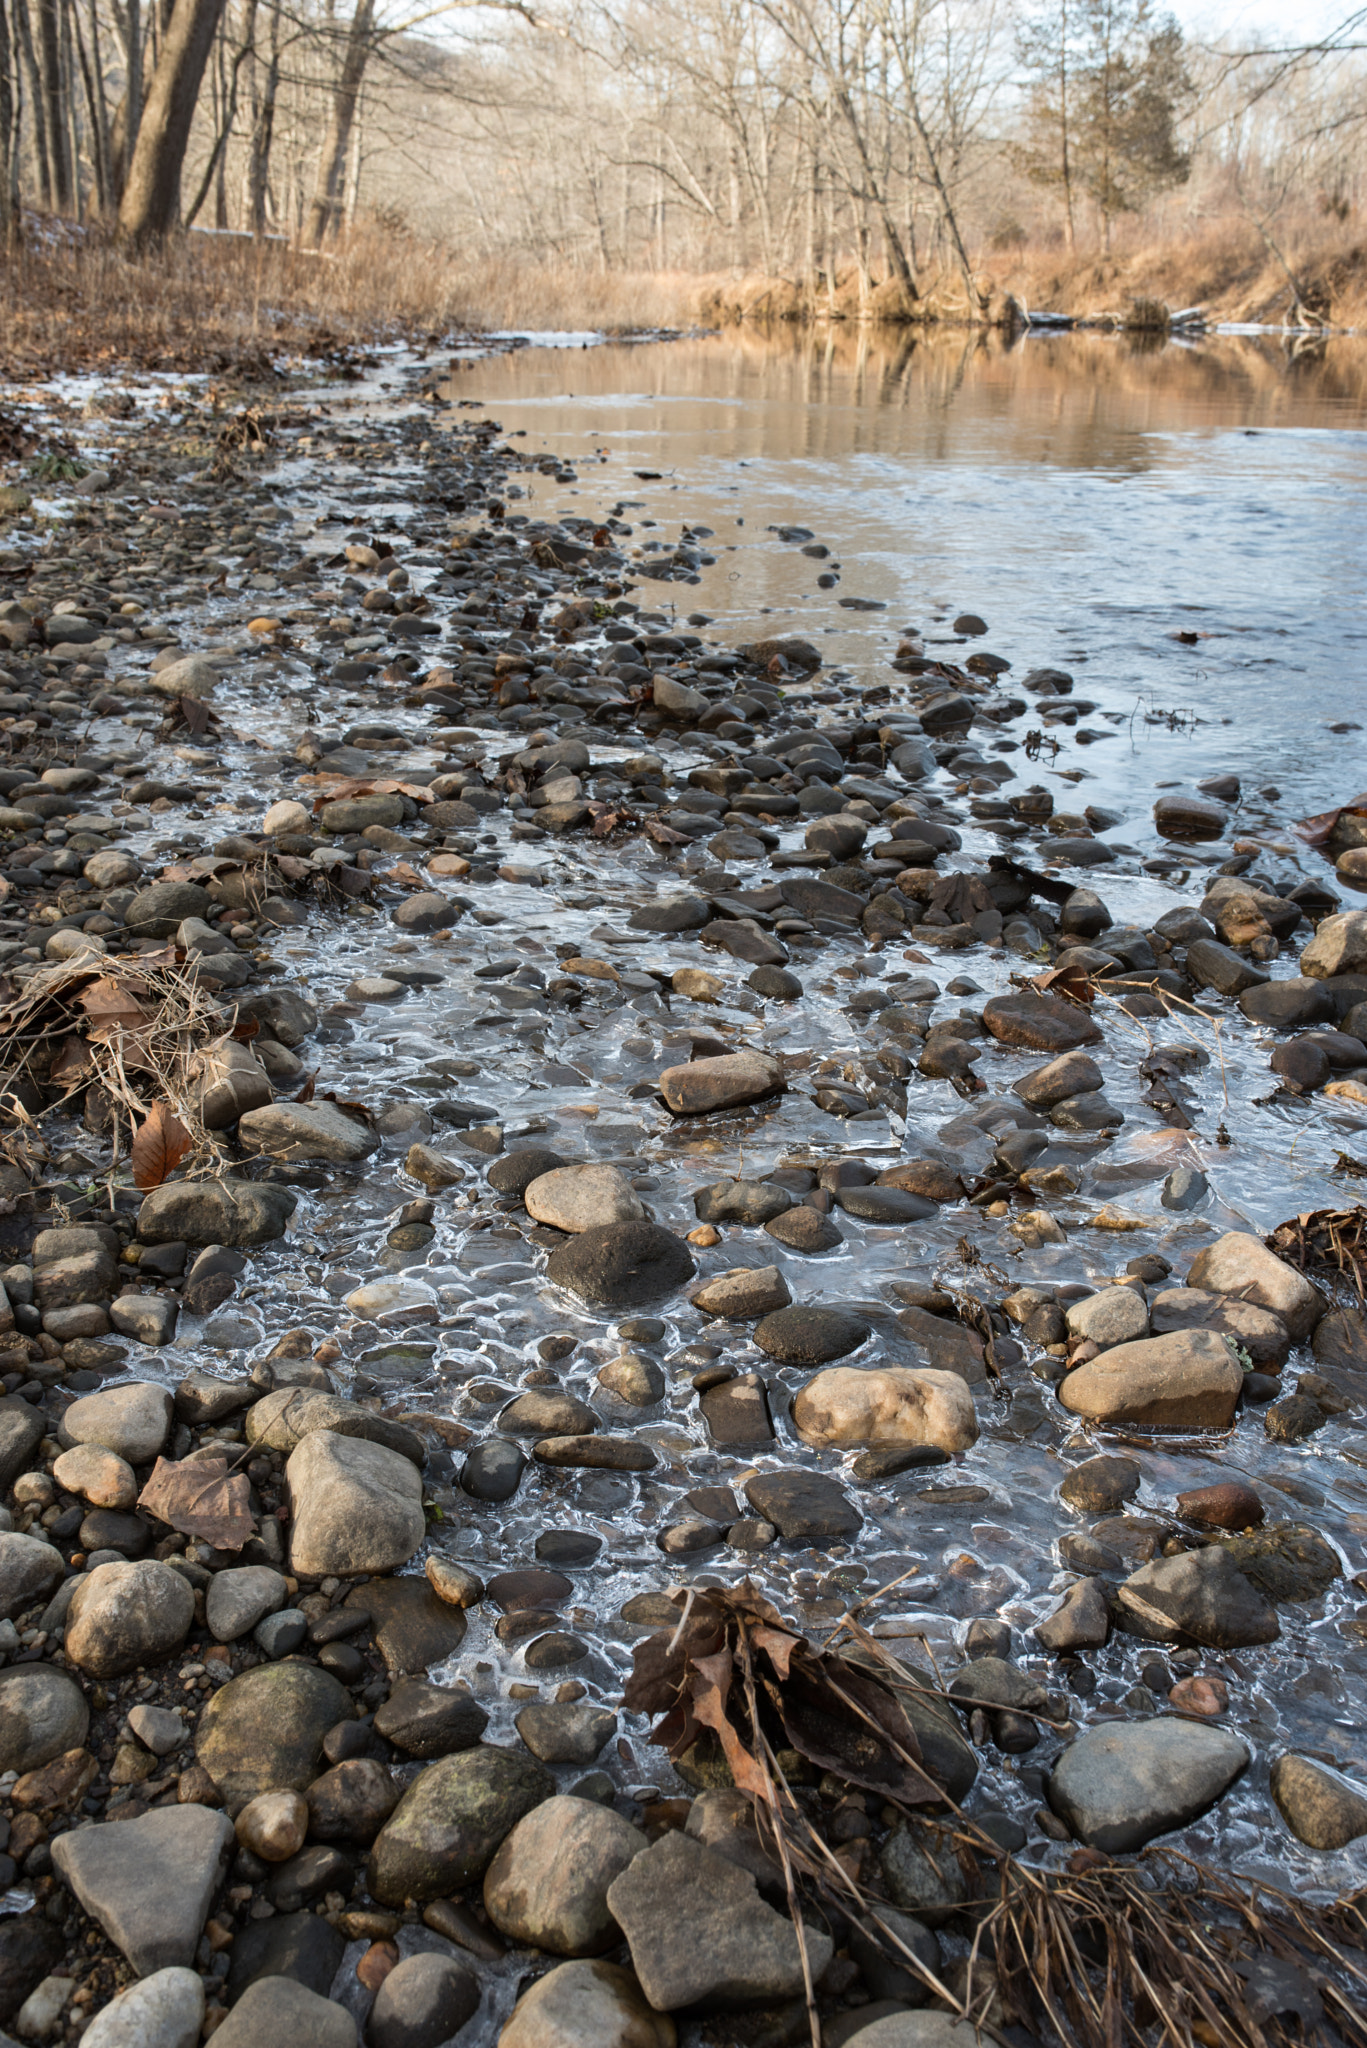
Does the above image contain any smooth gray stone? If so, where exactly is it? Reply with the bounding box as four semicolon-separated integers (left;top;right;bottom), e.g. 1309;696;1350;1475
1048;1719;1249;1852
51;1806;235;1973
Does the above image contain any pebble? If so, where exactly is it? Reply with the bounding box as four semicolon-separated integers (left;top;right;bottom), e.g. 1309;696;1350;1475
0;358;1362;2046
236;1788;310;1861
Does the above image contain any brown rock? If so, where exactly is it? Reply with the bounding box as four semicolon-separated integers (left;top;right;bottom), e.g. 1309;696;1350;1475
1176;1482;1264;1531
981;992;1102;1053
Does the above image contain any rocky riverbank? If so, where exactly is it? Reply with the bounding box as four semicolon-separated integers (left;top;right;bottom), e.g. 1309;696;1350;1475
0;355;1363;2047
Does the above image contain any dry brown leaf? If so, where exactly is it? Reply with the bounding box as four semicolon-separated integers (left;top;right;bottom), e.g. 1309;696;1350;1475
319;1090;375;1127
138;1454;255;1550
77;975;151;1036
305;777;433;809
386;862;427;891
130;1101;193;1190
49;1037;94;1086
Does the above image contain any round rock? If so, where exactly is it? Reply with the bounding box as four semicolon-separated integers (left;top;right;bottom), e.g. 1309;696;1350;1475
0;1664;90;1773
483;1794;648;1955
60;1381;172;1464
80;1966;205;2048
792;1367;978;1453
368;1952;479;2048
754;1304;870;1364
546;1223;695;1308
65;1559;195;1677
196;1662;353;1808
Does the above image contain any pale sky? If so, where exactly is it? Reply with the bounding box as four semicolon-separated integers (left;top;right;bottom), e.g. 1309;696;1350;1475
1172;0;1361;41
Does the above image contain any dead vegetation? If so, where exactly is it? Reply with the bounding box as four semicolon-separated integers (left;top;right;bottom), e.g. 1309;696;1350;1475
625;1583;1367;2048
0;954;228;1184
3;202;1363;385
0;225;706;377
1269;1207;1367;1303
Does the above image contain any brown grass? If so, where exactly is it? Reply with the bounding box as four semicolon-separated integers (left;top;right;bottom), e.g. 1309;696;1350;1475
986;209;1367;329
0;222;711;377
1;205;1363;382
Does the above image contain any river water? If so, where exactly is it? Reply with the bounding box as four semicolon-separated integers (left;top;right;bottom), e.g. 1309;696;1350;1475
11;325;1367;2031
445;326;1367;826
286;328;1367;1914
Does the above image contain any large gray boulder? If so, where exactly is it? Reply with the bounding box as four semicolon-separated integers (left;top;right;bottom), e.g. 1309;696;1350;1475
605;1829;832;2009
1048;1720;1249;1852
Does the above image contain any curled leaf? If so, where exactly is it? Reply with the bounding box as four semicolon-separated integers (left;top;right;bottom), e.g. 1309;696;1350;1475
130;1100;193;1190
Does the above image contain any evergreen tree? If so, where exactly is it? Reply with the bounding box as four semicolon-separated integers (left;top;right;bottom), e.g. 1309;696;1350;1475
1016;0;1192;250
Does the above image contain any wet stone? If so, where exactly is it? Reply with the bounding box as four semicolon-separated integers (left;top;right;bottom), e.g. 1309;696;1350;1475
344;1577;468;1675
753;1303;870;1363
1270;1753;1367;1850
1049;1720;1249;1852
546;1223;696;1307
1060;1456;1142;1513
743;1470;859;1543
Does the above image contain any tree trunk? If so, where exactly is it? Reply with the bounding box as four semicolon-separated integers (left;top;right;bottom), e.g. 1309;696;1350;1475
184;0;254;228
72;0;109;210
303;0;373;248
117;0;226;243
17;0;48;206
36;0;69;209
0;0;15;244
107;0;141;205
246;0;276;235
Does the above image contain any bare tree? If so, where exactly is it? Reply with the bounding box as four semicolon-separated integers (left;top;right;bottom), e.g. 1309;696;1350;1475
305;0;375;244
117;0;226;241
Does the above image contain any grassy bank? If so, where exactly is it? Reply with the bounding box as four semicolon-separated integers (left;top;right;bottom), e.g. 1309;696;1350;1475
1;208;1364;381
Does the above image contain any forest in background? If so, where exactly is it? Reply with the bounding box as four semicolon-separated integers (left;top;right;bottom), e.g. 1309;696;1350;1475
0;0;1365;352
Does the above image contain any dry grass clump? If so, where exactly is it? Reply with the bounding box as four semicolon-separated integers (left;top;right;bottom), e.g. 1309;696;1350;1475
0;954;227;1178
623;1581;1367;2048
